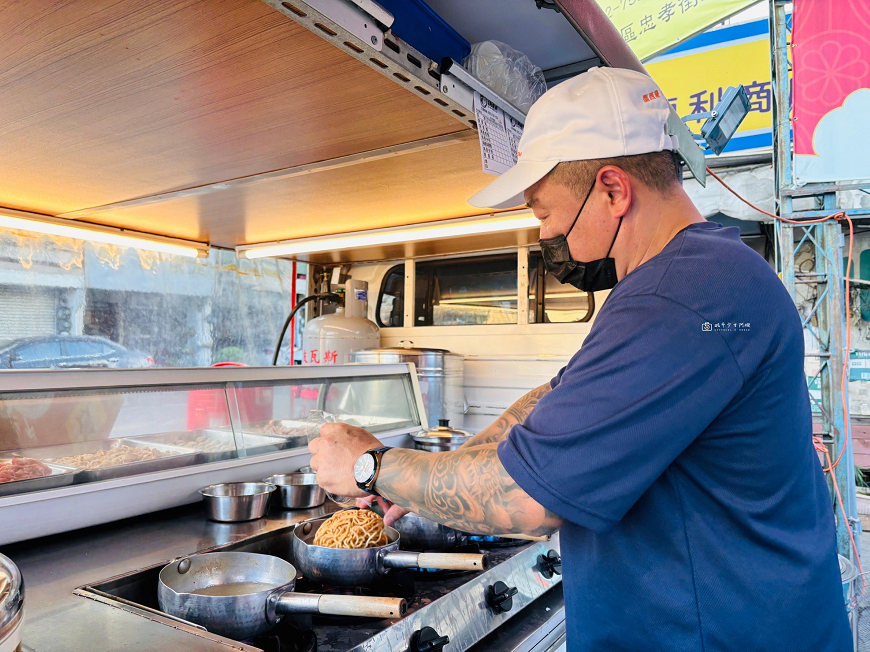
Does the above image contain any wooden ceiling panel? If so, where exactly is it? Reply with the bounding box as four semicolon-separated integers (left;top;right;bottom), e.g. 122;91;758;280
82;136;496;247
0;0;462;215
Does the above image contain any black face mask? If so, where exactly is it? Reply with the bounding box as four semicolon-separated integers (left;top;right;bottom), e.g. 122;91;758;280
538;181;623;292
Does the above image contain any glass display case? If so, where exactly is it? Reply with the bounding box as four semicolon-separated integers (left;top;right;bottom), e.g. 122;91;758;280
0;364;425;544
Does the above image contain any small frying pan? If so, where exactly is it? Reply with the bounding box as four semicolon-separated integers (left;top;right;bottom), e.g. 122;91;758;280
292;516;489;587
158;552;406;640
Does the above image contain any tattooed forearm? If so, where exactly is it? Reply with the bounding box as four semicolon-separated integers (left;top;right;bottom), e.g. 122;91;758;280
376;444;563;537
459;383;552;449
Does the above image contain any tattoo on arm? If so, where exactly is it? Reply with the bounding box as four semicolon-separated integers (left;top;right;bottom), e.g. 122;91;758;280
377;444;563;537
459;383;552;449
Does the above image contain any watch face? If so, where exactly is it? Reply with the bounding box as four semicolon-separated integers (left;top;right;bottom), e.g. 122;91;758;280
354;453;376;484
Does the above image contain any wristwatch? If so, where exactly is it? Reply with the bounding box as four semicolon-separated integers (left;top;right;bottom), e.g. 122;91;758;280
353;446;392;497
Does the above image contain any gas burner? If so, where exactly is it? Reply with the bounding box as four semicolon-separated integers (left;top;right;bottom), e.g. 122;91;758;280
294;570;417;600
252;616;317;652
465;536;530;549
406;567;479;581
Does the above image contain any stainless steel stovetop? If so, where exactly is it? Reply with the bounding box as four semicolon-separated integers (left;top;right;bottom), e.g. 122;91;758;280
78;525;563;652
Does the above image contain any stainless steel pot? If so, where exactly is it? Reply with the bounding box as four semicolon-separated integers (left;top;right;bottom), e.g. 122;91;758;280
292;516;488;586
390;511;464;550
411;419;473;452
0;553;23;652
350;345;465;428
263;473;326;510
157;552;406;640
200;482;275;522
386;511;550;550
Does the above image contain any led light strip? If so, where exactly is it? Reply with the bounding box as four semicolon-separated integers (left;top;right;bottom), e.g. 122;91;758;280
237;211;539;259
0;208;208;259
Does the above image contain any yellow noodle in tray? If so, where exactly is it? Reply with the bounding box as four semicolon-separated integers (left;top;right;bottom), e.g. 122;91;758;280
313;510;389;549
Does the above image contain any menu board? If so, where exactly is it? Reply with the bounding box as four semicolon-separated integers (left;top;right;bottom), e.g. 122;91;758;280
474;91;523;176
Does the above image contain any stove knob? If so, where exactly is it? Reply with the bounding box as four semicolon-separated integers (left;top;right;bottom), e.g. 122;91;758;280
410;626;450;652
487;580;518;614
538;549;562;579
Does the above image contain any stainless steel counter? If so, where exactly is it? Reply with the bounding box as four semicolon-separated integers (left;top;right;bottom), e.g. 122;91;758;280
2;502;336;651
1;502;565;651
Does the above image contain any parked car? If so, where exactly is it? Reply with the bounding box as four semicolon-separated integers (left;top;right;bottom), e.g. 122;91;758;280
0;336;155;370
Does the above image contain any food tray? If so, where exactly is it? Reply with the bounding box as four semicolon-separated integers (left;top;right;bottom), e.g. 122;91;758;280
0;462;79;497
240;415;404;438
124;430;293;464
238;420;311;442
14;439;199;484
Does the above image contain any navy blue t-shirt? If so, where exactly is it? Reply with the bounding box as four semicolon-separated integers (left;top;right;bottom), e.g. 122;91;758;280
499;222;851;651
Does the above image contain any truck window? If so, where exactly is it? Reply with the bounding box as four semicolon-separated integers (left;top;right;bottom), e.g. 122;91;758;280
376;253;594;327
529;253;595;323
378;266;405;327
0;232;302;368
428;255;519;326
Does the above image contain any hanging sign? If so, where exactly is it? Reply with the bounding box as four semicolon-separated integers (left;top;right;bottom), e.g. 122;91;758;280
645;17;772;155
792;0;870;185
593;0;760;61
473;92;523;176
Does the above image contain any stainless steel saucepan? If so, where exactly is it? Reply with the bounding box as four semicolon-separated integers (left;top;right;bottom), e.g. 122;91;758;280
292;516;489;587
157;552;406;640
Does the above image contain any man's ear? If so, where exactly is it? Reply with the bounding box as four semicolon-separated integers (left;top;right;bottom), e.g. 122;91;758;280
597;166;632;219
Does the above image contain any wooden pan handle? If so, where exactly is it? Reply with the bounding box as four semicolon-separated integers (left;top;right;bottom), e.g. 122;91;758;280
417;552;489;571
496;533;551;542
317;594;407;619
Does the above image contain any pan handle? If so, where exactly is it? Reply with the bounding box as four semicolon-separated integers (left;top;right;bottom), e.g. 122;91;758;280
317;595;407;619
496;533;552;542
382;551;489;572
269;591;407;620
418;552;489;571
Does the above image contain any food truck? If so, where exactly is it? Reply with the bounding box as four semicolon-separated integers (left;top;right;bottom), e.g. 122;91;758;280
0;1;735;650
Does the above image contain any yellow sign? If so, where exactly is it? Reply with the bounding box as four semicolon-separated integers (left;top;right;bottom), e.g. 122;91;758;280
593;0;761;61
644;17;772;153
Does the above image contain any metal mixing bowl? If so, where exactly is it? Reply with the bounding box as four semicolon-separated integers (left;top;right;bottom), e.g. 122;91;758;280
0;553;24;652
263;473;325;510
200;482;276;522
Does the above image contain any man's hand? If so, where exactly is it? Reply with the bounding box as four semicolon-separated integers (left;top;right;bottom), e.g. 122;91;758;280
308;423;382;498
356;494;410;527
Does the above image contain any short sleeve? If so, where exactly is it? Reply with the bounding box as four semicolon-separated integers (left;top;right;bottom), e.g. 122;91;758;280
498;293;745;532
551;366;567;389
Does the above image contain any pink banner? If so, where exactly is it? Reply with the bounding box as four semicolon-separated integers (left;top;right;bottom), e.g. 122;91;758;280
793;0;870;156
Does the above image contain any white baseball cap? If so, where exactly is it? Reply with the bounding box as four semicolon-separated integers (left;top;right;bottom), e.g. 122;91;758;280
468;67;676;209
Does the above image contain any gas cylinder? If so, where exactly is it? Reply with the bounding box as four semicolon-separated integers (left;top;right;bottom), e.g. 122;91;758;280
302;280;379;364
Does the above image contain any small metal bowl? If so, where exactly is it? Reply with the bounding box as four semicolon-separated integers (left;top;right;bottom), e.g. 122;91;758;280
263;473;325;510
200;482;276;522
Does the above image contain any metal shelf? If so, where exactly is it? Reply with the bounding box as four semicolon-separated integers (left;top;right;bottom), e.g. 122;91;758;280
260;0;528;130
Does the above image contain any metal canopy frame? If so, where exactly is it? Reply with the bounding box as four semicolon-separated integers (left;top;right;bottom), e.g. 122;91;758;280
258;0;522;131
770;0;861;559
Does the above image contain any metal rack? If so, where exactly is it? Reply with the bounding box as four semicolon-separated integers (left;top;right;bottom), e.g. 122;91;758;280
259;0;518;130
769;0;868;560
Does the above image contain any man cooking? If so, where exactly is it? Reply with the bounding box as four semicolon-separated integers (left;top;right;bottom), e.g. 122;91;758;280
309;67;852;650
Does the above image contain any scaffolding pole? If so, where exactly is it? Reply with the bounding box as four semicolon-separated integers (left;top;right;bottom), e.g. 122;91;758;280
770;0;860;560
